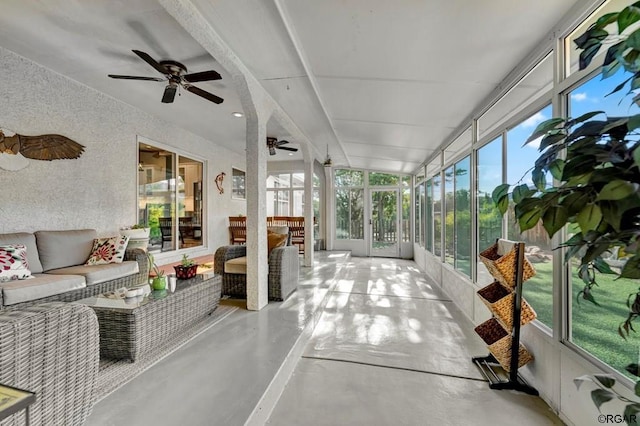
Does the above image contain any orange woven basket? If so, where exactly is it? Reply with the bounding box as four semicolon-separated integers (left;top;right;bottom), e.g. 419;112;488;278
474;318;508;346
479;242;536;290
477;281;537;330
488;337;534;372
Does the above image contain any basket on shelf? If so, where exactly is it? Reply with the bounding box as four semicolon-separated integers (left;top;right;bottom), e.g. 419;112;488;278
488;336;534;372
474;318;509;346
477;281;537;329
479;241;536;289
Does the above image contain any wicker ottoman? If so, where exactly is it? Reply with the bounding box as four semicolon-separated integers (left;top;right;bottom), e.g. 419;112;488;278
74;274;222;362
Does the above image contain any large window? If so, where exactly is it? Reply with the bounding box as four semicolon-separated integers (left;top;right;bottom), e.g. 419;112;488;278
335;169;364;240
402;176;411;243
506;105;553;329
266;172;317;217
476;137;503;285
567;68;640;378
433;174;442;257
444;166;455;266
425;179;433;251
138;141;204;253
454;157;471;277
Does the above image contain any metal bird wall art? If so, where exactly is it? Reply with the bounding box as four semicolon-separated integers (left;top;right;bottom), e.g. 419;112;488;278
0;129;85;171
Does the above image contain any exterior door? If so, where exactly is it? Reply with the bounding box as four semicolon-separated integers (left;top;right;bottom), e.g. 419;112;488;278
369;189;399;257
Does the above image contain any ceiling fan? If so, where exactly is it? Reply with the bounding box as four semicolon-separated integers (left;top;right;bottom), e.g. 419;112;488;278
108;49;224;105
267;137;298;156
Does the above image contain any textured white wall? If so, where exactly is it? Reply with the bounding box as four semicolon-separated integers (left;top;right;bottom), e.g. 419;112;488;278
0;46;245;255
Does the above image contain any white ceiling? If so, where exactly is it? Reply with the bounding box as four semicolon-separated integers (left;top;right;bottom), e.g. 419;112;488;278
0;0;581;173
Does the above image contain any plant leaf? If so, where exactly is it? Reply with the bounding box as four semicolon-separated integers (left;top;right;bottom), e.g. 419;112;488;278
621;256;640;279
597;180;636;201
562;155;597;180
512;184;534;204
532;168;547;191
492;183;510;204
549;159;565;181
634;146;640;169
577;204;603;233
619;6;640;34
594;12;619;30
492;184;510;215
526;118;565;144
568;111;605;127
542;205;569;238
593;374;616;388
591;388;615;411
623;404;640;426
574;375;594;390
519;207;543;232
561;192;592;217
594;256;617;274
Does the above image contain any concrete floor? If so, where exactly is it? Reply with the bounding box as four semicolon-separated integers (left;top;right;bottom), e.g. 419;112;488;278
86;253;562;426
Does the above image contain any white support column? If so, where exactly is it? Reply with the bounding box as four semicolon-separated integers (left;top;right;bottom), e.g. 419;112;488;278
303;151;314;267
245;104;271;311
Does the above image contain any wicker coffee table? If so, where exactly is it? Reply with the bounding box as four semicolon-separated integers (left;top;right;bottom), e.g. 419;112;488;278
74;273;222;362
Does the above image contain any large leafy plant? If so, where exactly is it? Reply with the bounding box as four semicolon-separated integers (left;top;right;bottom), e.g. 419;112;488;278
491;5;640;422
493;3;640;338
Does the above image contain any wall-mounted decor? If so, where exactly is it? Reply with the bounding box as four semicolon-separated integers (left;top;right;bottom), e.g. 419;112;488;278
0;128;85;171
215;172;226;194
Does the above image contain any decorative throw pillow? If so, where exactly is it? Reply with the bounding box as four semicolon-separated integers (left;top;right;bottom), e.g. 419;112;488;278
85;235;130;265
267;233;288;255
0;244;33;282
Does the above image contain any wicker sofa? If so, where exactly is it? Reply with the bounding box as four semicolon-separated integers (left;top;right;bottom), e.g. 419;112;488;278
214;244;299;301
0;302;100;426
0;230;149;309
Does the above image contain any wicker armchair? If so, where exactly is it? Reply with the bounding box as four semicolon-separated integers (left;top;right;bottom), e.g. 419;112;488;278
214;245;299;301
0;302;100;426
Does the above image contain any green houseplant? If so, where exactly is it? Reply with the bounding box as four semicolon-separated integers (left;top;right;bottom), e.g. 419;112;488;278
174;254;198;280
491;3;640;421
147;252;166;290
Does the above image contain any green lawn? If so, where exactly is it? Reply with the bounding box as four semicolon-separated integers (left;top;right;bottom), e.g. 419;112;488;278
523;261;640;379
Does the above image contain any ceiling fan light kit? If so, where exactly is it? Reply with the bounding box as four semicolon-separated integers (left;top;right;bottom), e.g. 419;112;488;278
108;50;224;105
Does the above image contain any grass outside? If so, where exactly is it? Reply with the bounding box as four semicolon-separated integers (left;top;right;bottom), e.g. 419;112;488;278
523;261;640;379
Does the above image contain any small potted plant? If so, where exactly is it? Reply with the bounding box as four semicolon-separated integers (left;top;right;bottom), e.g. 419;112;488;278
174;254;198;280
147;252;166;290
121;223;151;251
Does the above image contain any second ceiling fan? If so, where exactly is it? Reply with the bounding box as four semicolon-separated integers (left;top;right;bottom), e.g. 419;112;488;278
267;137;298;156
108;49;224;104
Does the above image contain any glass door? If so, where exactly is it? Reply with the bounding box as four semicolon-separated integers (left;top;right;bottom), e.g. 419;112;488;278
369;189;399;257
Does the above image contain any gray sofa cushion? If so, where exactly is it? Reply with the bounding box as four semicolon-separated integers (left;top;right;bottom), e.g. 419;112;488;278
35;229;97;271
47;261;139;286
0;232;43;273
0;274;86;306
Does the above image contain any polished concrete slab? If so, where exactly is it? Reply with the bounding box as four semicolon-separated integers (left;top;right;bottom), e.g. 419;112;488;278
267;358;562;426
266;256;562;425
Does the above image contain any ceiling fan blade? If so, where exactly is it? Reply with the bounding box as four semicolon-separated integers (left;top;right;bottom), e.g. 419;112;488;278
183;70;222;83
275;139;290;146
108;75;165;81
161;85;177;103
277;146;298;152
132;49;169;74
269;146;276;155
185;85;224;104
